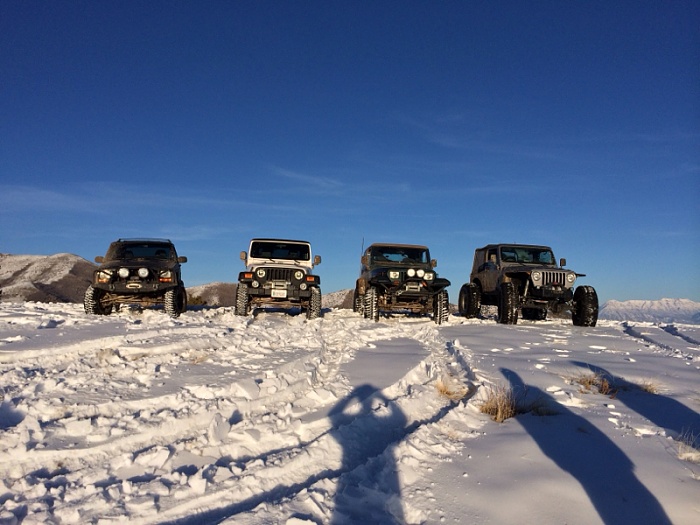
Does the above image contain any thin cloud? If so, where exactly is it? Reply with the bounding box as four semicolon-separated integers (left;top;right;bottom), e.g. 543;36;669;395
271;167;345;192
0;186;96;214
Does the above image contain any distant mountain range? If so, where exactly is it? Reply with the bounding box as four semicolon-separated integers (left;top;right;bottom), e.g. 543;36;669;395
598;298;700;324
1;253;698;323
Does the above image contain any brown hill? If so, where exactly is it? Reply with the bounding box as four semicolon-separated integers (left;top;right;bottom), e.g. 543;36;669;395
186;282;237;307
0;253;95;303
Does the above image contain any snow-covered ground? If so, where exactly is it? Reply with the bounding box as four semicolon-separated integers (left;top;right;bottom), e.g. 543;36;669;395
0;303;698;524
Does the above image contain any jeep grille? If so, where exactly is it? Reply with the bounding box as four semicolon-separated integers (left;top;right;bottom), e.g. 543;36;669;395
266;268;294;281
541;271;566;287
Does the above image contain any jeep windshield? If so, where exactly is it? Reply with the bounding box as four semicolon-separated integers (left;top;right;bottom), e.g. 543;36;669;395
370;246;429;265
106;243;173;261
499;246;555;265
250;241;310;261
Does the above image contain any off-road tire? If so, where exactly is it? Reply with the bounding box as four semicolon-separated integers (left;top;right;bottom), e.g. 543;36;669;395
572;285;598;327
458;283;480;318
364;287;379;322
434;290;450;325
497;282;518;325
84;285;112;315
165;286;186;318
306;287;322;320
353;289;364;315
522;308;547;321
235;283;250;316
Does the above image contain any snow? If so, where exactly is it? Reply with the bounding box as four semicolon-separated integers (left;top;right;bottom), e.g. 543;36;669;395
0;303;698;524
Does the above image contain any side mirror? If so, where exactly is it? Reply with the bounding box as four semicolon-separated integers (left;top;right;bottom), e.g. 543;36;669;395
431;259;437;268
94;256;104;263
314;255;322;265
178;256;188;263
560;258;567;267
240;251;247;261
361;255;368;266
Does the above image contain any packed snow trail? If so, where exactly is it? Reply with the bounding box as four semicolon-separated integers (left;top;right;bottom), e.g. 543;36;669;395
0;304;476;524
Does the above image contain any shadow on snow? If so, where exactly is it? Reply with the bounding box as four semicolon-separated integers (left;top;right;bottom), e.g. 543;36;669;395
502;368;672;525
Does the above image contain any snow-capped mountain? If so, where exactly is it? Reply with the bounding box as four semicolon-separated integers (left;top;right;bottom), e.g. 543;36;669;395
599;298;700;324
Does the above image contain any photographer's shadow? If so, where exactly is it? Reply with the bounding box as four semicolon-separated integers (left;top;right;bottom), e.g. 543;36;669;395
328;384;407;525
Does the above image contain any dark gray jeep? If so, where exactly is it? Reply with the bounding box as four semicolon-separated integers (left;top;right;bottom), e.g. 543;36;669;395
458;243;597;326
235;238;322;319
354;243;451;324
84;238;188;318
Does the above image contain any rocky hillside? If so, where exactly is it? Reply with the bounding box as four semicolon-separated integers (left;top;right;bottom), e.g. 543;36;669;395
0;253;95;303
186;282;237;307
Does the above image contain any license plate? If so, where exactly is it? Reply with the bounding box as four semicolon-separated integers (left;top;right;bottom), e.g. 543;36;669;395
271;289;287;298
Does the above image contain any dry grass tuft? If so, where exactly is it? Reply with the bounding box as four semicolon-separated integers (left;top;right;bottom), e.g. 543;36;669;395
569;372;617;397
635;378;660;394
436;377;471;401
479;384;518;423
677;431;700;465
569;370;660;397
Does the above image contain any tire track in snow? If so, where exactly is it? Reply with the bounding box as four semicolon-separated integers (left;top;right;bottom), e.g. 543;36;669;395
0;307;476;524
148;317;475;524
622;321;700;360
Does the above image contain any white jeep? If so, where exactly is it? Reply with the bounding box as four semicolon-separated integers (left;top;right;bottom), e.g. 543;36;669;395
235;238;322;319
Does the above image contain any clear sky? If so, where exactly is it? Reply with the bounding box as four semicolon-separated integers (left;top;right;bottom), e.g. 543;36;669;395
1;1;698;303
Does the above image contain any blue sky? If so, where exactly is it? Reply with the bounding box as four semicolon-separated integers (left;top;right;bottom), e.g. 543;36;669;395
1;1;698;303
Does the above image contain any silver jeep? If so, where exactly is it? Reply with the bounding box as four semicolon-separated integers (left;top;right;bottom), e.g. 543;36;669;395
458;243;598;326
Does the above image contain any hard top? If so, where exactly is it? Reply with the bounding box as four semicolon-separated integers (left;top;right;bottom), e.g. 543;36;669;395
115;238;174;245
366;242;429;250
250;238;311;245
476;243;553;251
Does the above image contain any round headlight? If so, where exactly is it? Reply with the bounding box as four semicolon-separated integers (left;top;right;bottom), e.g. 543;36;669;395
407;268;416;277
251;280;260;288
531;271;541;282
417;269;425;278
138;268;149;278
118;268;130;278
567;272;576;283
300;283;308;290
424;272;434;281
294;270;304;280
256;268;266;278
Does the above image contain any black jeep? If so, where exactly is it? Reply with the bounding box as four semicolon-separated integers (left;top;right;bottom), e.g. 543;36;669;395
354;243;451;324
84;239;188;318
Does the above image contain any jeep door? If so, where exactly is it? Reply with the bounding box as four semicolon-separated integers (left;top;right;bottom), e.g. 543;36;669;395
474;247;499;293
